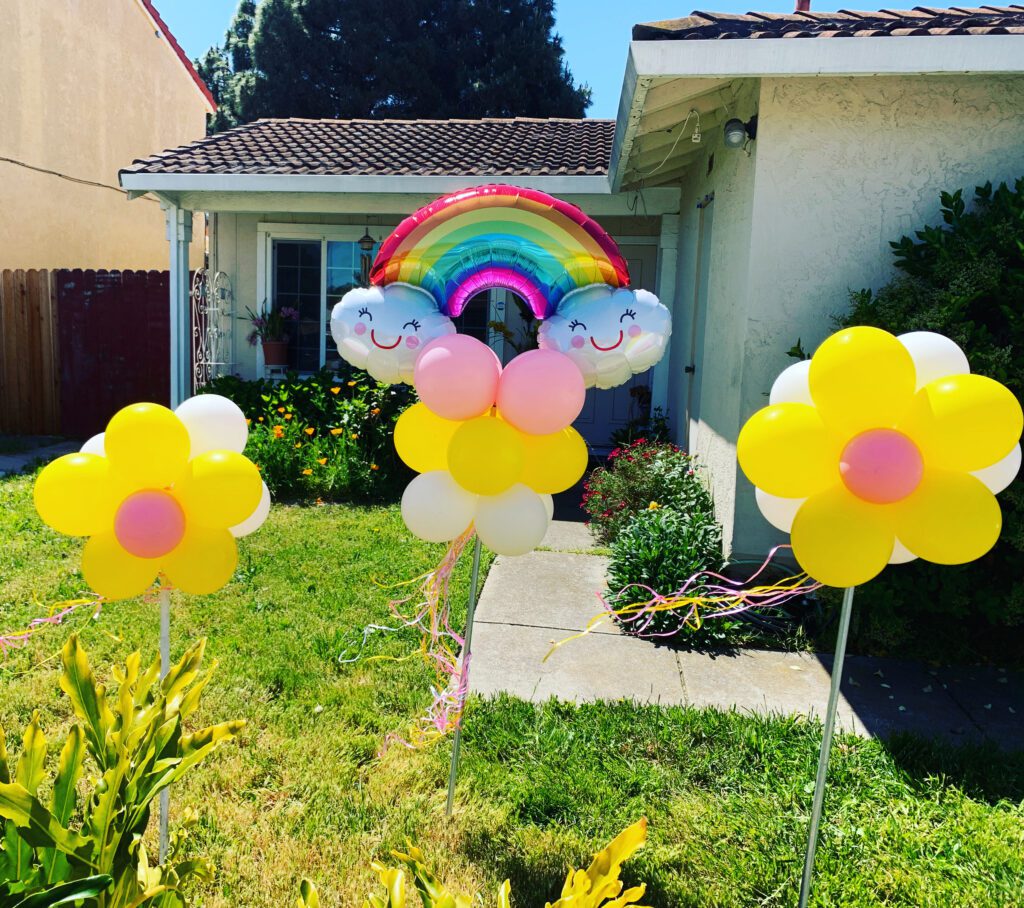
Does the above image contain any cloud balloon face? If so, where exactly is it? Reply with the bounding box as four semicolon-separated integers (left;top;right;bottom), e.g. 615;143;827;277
330;283;456;384
538;285;671;389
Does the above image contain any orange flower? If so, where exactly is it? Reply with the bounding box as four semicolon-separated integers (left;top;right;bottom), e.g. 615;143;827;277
301;468;312;476
317;457;327;466
330;428;343;436
350;433;359;441
304;427;315;436
277;406;285;413
284;413;293;421
294;442;302;449
257;416;264;423
315;497;325;505
370;464;379;471
371;407;381;416
245;418;252;425
347;380;357;387
273;425;284;439
330;387;341;395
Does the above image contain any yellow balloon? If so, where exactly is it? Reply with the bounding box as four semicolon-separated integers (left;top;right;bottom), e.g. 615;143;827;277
737;404;841;499
163;525;238;595
81;532;157;600
900;374;1023;472
791;486;894;587
105;403;190;489
34;453;118;536
394;403;461;473
174;451;262;527
448;415;524;496
520;427;589;494
809;327;916;435
893;470;1001;565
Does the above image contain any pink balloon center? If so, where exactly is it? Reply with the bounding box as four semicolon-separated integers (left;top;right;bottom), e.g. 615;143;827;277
840;429;923;504
114;490;186;559
354;322;367;335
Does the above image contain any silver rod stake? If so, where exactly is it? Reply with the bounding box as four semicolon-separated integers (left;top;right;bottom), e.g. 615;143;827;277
158;586;171;863
799;585;856;908
446;536;483;817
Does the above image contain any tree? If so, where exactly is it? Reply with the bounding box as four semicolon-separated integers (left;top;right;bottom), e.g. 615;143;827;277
195;0;591;132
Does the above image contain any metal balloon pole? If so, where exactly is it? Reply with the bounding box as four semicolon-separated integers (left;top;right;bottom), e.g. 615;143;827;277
798;585;856;908
446;536;483;817
158;586;171;862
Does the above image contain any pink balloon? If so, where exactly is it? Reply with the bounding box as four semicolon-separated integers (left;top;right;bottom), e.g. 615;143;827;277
497;349;586;435
413;334;502;420
114;489;187;558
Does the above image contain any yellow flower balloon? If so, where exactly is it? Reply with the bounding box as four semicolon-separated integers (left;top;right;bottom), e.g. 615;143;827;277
448;414;525;496
394;402;460;474
519;426;589;495
34;399;265;601
738;327;1022;587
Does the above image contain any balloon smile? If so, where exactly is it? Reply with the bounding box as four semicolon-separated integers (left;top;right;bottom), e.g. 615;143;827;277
371;330;402;350
590;332;624;351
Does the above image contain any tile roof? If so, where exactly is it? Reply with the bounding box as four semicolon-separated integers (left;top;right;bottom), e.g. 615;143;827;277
121;118;616;177
633;5;1024;39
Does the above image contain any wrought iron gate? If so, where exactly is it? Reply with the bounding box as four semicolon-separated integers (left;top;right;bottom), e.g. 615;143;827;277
191;269;234;389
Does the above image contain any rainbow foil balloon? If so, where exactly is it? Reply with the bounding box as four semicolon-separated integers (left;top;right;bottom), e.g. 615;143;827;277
738;327;1022;587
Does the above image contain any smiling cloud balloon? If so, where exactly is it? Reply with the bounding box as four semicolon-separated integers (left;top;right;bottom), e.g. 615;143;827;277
331;283;456;384
538;285;671;389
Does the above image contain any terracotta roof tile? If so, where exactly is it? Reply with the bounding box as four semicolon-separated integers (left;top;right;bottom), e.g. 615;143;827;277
633;4;1024;38
121;117;615;177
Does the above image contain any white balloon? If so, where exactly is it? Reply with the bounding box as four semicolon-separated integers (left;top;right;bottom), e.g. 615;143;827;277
755;487;804;533
175;394;248;457
401;471;477;543
230;481;271;537
897;331;970;389
768;360;813;406
475;483;549;556
80;433;105;456
540;493;554;523
971;444;1022;495
889;538;917;564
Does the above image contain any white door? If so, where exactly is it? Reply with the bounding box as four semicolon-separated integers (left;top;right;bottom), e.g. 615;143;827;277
573;244;659;451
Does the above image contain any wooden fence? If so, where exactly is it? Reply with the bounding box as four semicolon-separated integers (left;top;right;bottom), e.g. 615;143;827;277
0;269;171;437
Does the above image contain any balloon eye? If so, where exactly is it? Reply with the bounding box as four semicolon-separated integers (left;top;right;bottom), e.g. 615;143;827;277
358;307;372;321
620;309;637;322
403;319;421;331
569;319;586;332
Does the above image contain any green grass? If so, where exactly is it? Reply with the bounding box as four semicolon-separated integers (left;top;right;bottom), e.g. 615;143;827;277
1;472;1022;906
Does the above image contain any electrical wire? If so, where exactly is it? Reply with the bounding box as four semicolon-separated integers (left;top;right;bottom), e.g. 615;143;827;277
0;155;158;202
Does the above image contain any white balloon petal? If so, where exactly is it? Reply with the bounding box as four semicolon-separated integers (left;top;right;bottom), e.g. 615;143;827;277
80;433;106;457
755;487;805;533
971;443;1021;495
401;471;477;543
768;360;813;406
230;481;271;537
889;538;917;564
176;394;248;456
897;331;970;389
475;483;549;556
540;493;555;523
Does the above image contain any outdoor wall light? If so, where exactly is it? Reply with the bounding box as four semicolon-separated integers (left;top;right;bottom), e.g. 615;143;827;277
723;115;758;150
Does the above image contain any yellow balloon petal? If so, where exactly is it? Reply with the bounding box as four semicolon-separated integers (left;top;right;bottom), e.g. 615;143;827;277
448;415;524;496
791;486;894;587
899;374;1023;472
163;525;238;595
737;404;841;498
393;402;460;474
520;427;589;494
892;470;1001;565
173;451;262;528
81;533;158;600
33;453;119;536
105;403;190;489
809;327;916;434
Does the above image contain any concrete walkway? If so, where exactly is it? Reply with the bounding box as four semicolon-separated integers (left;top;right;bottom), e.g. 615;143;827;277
0;438;77;477
469;521;1024;747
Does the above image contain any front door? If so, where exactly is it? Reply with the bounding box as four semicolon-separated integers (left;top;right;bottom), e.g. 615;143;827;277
572;243;659;451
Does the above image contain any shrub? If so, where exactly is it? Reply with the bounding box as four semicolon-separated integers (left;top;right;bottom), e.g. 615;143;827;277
836;178;1024;662
582;440;712;545
203;368;415;502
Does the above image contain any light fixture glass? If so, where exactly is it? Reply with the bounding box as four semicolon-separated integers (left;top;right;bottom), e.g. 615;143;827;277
723;118;747;149
358;228;375;252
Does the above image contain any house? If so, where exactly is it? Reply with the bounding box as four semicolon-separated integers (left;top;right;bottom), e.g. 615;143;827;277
118;5;1024;558
0;0;213;268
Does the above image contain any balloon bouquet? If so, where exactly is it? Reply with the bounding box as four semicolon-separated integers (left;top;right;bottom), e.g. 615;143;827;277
330;185;672;808
738;326;1021;906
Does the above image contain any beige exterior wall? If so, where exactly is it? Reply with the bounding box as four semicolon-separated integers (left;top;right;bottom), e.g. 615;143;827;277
0;0;211;269
670;73;1024;558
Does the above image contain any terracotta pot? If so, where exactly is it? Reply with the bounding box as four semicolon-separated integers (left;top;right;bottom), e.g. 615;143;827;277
261;339;289;366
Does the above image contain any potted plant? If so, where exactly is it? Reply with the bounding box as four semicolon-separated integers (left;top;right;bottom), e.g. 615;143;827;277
245;302;299;366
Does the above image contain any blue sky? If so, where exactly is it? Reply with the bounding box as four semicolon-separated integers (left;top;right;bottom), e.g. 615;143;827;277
159;0;870;119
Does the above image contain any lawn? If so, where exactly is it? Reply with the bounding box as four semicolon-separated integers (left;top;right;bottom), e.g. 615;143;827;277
1;471;1022;906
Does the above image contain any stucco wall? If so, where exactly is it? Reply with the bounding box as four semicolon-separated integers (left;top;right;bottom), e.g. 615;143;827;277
710;73;1024;557
0;0;210;268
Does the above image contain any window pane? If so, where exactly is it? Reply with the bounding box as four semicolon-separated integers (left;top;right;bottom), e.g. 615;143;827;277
272;240;321;372
325;240;377;373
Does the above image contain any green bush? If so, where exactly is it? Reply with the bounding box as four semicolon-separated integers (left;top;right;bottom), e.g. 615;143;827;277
202;369;414;502
582;440;712;545
837;178;1024;662
606;507;725;641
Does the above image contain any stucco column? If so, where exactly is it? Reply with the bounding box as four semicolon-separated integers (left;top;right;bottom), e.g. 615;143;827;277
164;204;193;407
650;213;679;419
